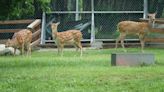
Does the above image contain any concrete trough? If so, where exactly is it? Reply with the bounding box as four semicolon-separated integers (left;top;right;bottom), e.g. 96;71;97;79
111;53;155;66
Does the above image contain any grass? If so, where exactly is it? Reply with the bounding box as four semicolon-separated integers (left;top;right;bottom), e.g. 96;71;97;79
0;48;164;92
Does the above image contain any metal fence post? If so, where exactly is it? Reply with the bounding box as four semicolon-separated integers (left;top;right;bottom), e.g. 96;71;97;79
143;0;148;19
91;0;95;46
40;12;46;45
75;0;79;21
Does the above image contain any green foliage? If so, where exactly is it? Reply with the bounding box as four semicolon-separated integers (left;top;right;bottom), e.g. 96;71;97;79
10;0;34;19
37;0;51;12
0;0;51;20
0;48;164;92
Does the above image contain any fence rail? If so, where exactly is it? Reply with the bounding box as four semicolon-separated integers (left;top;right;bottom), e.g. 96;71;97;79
0;29;24;33
0;20;34;25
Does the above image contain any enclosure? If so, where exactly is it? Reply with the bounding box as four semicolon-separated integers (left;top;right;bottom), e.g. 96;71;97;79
40;0;164;47
0;0;164;47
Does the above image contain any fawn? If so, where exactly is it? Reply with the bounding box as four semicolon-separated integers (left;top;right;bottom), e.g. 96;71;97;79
115;13;156;52
50;22;83;56
5;29;32;55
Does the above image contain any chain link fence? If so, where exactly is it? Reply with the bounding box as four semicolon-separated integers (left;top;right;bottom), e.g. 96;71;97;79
41;0;146;44
94;13;143;39
44;13;91;41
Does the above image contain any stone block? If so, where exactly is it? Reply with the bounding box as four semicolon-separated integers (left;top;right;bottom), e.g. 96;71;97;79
111;53;155;66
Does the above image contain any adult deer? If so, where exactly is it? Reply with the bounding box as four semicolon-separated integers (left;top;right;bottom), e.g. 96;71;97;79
51;22;83;56
5;29;32;55
115;13;156;52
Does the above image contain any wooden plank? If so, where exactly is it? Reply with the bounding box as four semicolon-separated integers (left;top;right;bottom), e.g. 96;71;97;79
0;29;24;33
145;38;164;43
0;20;34;25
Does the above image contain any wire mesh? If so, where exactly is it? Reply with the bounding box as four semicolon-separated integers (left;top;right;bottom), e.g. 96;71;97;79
95;13;143;39
44;13;91;41
94;0;144;11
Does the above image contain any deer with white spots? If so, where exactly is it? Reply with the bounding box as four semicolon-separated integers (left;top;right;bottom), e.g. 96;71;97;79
51;22;83;56
5;29;32;55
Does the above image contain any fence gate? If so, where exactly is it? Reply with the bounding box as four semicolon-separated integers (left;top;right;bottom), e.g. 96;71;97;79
40;0;148;46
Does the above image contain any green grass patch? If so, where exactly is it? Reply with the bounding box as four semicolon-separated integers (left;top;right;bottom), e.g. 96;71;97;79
0;48;164;92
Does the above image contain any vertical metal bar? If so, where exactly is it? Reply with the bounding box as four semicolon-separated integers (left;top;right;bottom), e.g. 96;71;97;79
143;0;148;18
91;0;95;45
40;12;46;45
75;0;79;20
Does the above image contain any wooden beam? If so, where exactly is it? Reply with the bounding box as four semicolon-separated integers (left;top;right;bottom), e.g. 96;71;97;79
27;19;41;29
0;29;24;33
145;38;164;43
140;18;164;24
32;29;41;38
31;38;41;47
150;29;164;34
0;20;34;25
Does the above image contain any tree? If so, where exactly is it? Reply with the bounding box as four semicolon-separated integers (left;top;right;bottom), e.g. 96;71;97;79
0;0;51;20
0;0;12;20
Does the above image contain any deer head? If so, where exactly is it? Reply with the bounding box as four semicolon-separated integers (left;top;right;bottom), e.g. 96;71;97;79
5;39;13;48
51;22;60;32
148;13;156;28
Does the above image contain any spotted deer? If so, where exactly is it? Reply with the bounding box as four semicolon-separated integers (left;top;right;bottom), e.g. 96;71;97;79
115;13;156;52
51;22;83;56
5;29;32;55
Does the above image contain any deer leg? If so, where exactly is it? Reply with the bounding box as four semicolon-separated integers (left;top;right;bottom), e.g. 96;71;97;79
120;33;126;52
29;45;31;55
27;43;31;56
57;46;62;56
115;35;121;49
24;44;27;55
21;44;24;55
58;43;64;56
76;42;83;57
73;43;78;52
139;35;145;53
14;48;16;56
60;45;64;57
57;45;60;54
